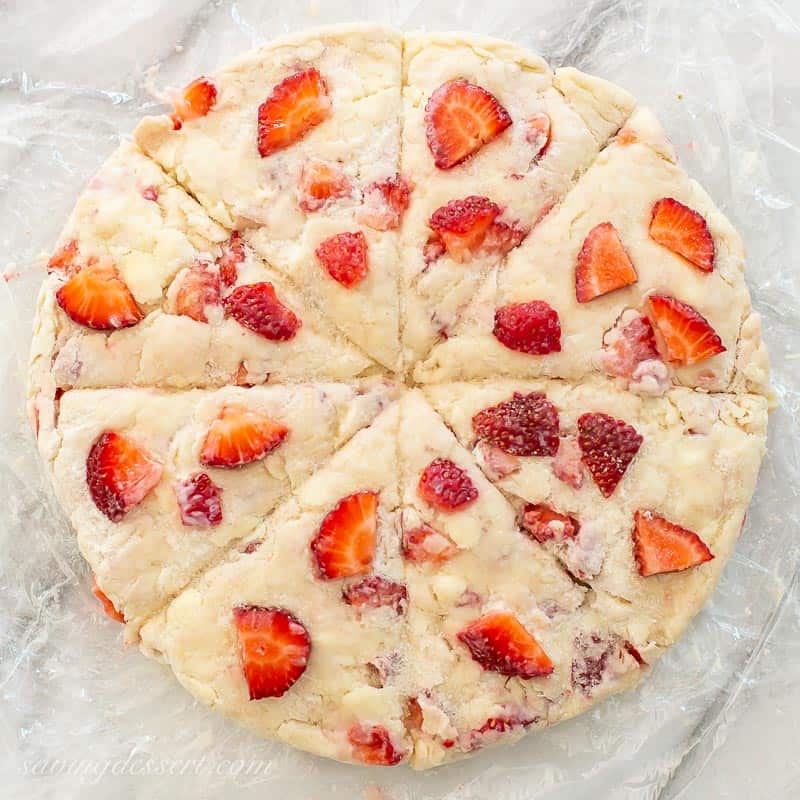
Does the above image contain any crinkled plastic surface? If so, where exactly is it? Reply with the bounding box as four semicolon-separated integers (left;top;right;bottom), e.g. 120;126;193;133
1;1;799;798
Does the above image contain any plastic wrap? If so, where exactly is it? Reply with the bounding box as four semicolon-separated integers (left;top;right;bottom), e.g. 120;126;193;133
1;1;798;797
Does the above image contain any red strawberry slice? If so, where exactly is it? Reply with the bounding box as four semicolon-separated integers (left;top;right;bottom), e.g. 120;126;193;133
315;231;369;288
233;605;311;700
647;294;725;365
343;575;408;615
428;196;500;263
216;231;245;287
575;222;638;302
520;504;579;543
91;577;125;623
171;77;217;130
200;406;288;468
402;524;459;565
347;723;405;766
310;491;378;579
57;262;143;331
493;300;561;355
358;173;413;231
577;412;643;498
174;262;221;323
632;510;714;576
481;219;529;257
599;314;661;379
465;709;536;750
425;80;512;169
223;282;301;340
297;158;353;212
525;112;551;160
457;611;553;678
174;472;223;527
418;458;478;512
257;68;331;157
472;392;560;457
47;240;80;275
86;431;163;522
649;197;715;272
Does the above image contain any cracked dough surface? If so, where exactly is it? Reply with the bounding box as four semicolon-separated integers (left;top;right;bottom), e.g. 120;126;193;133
28;24;770;770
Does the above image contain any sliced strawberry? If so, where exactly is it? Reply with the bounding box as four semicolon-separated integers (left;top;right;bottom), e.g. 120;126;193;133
216;231;245;287
465;709;536;750
478;442;521;479
457;611;553;678
200;406;288;468
632;510;714;576
425;80;512;169
599;313;661;379
141;184;159;202
86;431;163;522
174;472;223;528
520;504;579;543
297;158;353;212
310;491;378;579
428;196;500;263
575;222;638;303
525;111;551;160
417;458;478;512
47;240;80;275
649;197;715;272
472;392;559;457
423;234;446;265
91;577;125;623
343;575;408;615
572;633;641;695
56;262;143;331
358;173;413;231
552;436;584;489
577;412;643;498
402;524;458;565
171;77;217;130
481;220;529;256
347;723;405;766
233;605;311;700
316;231;369;287
174;262;221;323
223;282;301;340
493;300;561;355
647;294;725;365
257;68;331;157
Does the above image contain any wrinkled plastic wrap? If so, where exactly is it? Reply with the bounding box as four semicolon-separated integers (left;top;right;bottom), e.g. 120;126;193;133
1;1;799;798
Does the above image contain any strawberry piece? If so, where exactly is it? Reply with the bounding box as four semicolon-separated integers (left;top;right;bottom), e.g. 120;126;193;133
481;220;529;256
358;173;413;231
347;724;405;766
424;80;512;169
525;112;551;160
465;709;536;750
316;231;369;288
343;575;408;615
457;611;553;678
472;392;559;457
47;240;80;275
572;633;638;695
599;314;661;379
297;158;353;212
91;577;125;623
649;197;715;272
233;605;311;700
310;491;378;579
56;262;143;331
402;524;458;565
223;282;301;340
575;222;638;303
86;431;163;522
577;412;643;498
647;294;725;365
632;510;714;576
493;301;561;355
141;185;159;202
417;458;478;512
216;231;245;287
171;77;217;130
520;504;579;543
423;234;446;265
174;262;221;323
478;442;521;479
552;436;584;489
200;406;288;468
257;68;331;157
174;472;223;528
428;196;501;263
